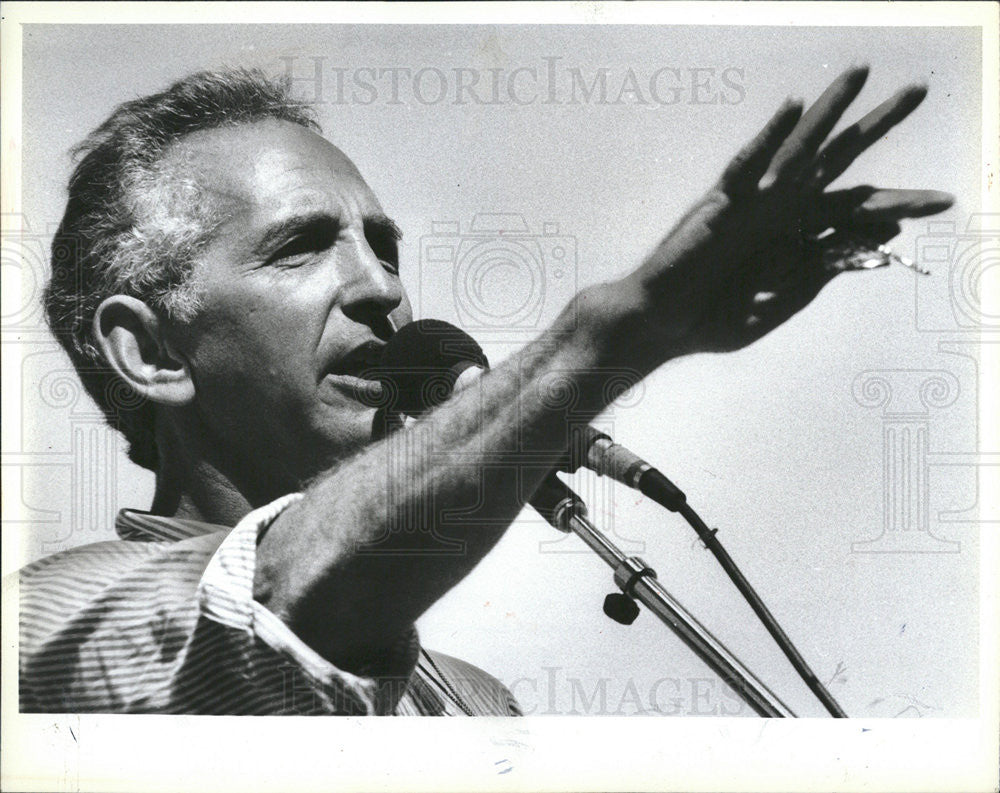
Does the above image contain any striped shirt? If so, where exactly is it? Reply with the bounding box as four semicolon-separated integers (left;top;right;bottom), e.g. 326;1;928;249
18;493;520;716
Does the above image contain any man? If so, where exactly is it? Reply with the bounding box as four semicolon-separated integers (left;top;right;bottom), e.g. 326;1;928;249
20;66;952;715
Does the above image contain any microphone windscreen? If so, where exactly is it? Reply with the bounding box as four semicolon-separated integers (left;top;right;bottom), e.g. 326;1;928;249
378;319;489;416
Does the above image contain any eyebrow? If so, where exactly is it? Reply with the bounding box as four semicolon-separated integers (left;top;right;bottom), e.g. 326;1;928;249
251;211;402;258
365;214;403;240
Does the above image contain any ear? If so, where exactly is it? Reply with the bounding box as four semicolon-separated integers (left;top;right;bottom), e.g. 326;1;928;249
93;295;195;406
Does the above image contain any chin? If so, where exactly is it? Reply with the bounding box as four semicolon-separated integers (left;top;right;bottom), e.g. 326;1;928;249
312;410;378;457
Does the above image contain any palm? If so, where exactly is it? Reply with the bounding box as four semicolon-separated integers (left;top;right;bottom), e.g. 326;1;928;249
634;66;953;357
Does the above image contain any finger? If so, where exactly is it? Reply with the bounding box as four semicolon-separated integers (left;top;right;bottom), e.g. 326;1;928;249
763;65;870;187
810;84;927;189
821;221;903;249
804;185;876;230
719;98;805;196
851;188;955;222
813;187;954;227
804;221;904;276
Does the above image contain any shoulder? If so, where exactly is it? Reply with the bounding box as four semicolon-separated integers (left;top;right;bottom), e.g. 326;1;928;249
17;533;230;652
17;531;237;712
422;649;522;716
19;531;230;595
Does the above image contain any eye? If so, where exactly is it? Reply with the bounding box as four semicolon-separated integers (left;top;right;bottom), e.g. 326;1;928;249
366;229;400;275
268;224;337;265
376;251;400;275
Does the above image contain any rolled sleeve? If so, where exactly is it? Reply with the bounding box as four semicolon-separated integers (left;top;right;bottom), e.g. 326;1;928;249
190;493;420;715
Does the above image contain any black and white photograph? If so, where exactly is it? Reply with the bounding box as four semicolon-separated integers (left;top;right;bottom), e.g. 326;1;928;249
2;2;997;791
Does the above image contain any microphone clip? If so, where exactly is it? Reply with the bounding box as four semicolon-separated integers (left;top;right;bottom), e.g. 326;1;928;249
603;556;658;626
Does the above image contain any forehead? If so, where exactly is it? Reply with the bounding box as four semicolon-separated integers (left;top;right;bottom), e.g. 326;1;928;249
160;119;382;224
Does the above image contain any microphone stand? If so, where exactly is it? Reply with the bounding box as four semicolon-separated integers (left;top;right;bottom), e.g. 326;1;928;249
572;430;848;717
530;472;795;718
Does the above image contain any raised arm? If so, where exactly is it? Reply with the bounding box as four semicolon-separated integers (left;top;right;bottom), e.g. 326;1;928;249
253;66;953;673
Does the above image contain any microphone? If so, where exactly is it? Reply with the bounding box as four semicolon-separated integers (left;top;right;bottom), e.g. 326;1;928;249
375;320;687;513
569;426;687;513
374;318;490;417
374;318;582;532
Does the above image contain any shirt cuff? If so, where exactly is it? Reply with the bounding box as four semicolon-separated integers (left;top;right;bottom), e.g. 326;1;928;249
196;493;419;715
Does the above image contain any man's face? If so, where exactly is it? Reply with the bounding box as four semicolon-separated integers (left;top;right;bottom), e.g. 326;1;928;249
161;119;412;493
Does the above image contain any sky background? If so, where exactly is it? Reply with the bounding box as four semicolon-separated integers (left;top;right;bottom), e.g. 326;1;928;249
6;23;986;718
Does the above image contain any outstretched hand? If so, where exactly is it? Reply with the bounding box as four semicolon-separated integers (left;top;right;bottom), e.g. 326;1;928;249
624;65;954;361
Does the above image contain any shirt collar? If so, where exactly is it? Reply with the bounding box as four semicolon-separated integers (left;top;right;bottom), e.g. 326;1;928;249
115;509;231;542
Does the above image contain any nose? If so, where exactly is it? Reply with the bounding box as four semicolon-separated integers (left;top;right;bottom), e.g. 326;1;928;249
338;237;403;340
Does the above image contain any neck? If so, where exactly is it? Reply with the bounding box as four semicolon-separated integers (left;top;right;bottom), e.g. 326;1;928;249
149;417;298;526
150;460;253;526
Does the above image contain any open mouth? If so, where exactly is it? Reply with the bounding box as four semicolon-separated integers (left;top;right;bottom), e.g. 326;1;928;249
322;340;387;405
326;340;384;377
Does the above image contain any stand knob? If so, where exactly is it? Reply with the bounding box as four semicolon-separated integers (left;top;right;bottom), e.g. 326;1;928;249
603;593;641;625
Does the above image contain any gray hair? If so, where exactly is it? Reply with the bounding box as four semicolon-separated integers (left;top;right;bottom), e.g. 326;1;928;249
44;68;318;470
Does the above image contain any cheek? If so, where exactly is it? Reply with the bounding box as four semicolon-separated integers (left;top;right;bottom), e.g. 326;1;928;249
184;295;320;393
183;315;321;448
